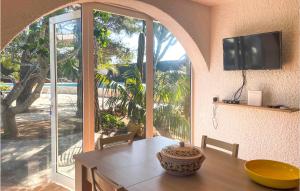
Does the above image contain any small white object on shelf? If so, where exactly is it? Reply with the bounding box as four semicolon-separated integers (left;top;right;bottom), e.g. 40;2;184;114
247;90;262;106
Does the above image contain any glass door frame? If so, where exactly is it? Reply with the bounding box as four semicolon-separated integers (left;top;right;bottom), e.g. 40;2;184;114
49;10;82;190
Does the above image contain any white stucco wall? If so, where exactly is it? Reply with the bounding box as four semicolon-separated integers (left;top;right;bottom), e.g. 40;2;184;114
193;0;300;166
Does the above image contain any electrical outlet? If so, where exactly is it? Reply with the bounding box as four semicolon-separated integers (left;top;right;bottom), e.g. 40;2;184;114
213;96;219;102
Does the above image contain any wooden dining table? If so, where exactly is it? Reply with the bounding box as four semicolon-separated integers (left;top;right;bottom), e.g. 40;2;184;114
74;136;298;191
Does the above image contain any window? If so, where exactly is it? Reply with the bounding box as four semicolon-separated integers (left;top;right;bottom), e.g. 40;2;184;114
90;7;192;144
93;9;147;143
153;22;191;142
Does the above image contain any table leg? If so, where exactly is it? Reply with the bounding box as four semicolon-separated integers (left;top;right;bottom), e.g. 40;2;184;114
75;161;92;191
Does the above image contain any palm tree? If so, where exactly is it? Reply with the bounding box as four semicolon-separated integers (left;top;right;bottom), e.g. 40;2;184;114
153;62;191;142
95;64;145;123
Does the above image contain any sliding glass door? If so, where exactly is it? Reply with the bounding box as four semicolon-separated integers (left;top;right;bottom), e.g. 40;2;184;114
49;10;82;189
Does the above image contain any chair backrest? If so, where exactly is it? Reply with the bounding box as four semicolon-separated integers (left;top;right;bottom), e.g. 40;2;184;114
90;167;126;191
98;132;135;150
201;135;239;158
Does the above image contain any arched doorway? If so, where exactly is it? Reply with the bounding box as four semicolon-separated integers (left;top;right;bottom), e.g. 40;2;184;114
1;2;200;189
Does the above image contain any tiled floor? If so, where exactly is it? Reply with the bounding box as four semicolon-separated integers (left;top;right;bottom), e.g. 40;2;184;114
32;182;68;191
2;182;68;191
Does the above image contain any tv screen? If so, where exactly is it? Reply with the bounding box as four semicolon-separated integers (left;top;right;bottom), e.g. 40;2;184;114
223;31;282;70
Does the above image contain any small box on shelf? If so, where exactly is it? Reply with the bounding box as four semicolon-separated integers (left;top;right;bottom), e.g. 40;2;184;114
247;90;262;106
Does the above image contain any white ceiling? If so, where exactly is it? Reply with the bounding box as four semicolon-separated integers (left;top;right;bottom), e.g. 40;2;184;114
191;0;235;6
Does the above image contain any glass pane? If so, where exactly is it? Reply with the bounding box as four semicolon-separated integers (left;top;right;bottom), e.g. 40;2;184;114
153;22;191;143
55;18;82;178
93;10;146;146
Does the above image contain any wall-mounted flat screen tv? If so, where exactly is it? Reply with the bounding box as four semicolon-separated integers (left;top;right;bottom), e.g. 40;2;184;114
223;31;282;70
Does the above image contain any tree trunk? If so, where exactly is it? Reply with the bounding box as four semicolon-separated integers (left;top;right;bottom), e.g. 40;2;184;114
16;77;36;108
1;107;18;138
16;25;36;107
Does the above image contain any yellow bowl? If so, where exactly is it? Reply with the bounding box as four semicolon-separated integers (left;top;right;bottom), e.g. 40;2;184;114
244;160;300;189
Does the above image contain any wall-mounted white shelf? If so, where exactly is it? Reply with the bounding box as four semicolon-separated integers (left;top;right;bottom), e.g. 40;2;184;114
214;102;299;113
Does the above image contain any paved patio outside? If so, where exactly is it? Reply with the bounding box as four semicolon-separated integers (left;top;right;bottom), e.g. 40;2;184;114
1;94;81;190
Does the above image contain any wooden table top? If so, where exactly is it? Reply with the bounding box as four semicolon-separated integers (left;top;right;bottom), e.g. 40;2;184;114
74;136;298;191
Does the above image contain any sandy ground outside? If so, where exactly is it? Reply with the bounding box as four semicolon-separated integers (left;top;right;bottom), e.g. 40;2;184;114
1;93;84;190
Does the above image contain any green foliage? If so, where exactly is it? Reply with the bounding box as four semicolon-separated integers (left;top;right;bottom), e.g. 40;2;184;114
93;10;141;70
1;5;80;81
1;56;20;71
96;63;145;124
0;83;11;91
0;5;83;137
0;55;21;81
154;104;190;141
154;70;189;104
153;66;191;142
93;15;192;141
94;9;146;131
93;11;112;48
1;38;23;81
1;13;49;83
100;112;126;130
123;65;145;123
93;10;142;38
58;59;79;81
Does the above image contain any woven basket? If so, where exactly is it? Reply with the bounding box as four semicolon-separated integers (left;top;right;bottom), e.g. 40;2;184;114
157;142;205;176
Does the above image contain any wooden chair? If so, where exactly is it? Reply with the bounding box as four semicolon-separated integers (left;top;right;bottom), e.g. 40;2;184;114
90;167;126;191
97;132;135;150
201;135;239;158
